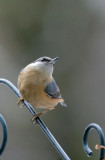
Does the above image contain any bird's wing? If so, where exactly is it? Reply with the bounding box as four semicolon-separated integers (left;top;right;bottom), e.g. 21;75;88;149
44;78;62;99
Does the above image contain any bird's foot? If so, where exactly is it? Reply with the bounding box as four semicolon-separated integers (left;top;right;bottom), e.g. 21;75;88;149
17;97;24;105
17;97;24;108
31;109;49;125
31;112;42;122
31;113;42;125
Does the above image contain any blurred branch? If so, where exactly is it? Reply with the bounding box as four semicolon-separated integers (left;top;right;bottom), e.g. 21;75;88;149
0;114;8;155
0;78;70;160
82;123;105;160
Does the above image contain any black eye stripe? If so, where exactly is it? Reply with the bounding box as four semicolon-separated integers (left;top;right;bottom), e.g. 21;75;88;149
34;57;51;63
41;58;50;62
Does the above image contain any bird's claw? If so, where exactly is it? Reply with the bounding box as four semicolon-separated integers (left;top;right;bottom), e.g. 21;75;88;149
31;113;39;121
31;113;42;125
31;109;49;122
17;97;24;105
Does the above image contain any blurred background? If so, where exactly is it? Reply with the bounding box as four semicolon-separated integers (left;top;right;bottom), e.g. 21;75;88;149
0;0;105;159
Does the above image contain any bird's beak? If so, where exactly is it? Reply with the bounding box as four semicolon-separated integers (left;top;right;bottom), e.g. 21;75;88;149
50;57;59;64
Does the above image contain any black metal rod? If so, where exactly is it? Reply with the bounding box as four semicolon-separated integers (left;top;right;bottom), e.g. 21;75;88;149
0;114;8;155
0;78;70;160
82;123;105;160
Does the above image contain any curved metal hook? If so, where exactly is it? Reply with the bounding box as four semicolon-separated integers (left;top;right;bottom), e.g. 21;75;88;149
82;123;105;160
0;114;8;155
0;78;70;160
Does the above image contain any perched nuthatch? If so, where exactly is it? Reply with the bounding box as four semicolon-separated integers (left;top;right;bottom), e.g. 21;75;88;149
17;56;67;120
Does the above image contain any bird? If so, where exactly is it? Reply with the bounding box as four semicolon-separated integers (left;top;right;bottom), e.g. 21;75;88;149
17;56;67;121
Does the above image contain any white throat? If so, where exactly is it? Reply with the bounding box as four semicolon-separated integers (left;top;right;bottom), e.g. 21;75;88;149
29;61;54;77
